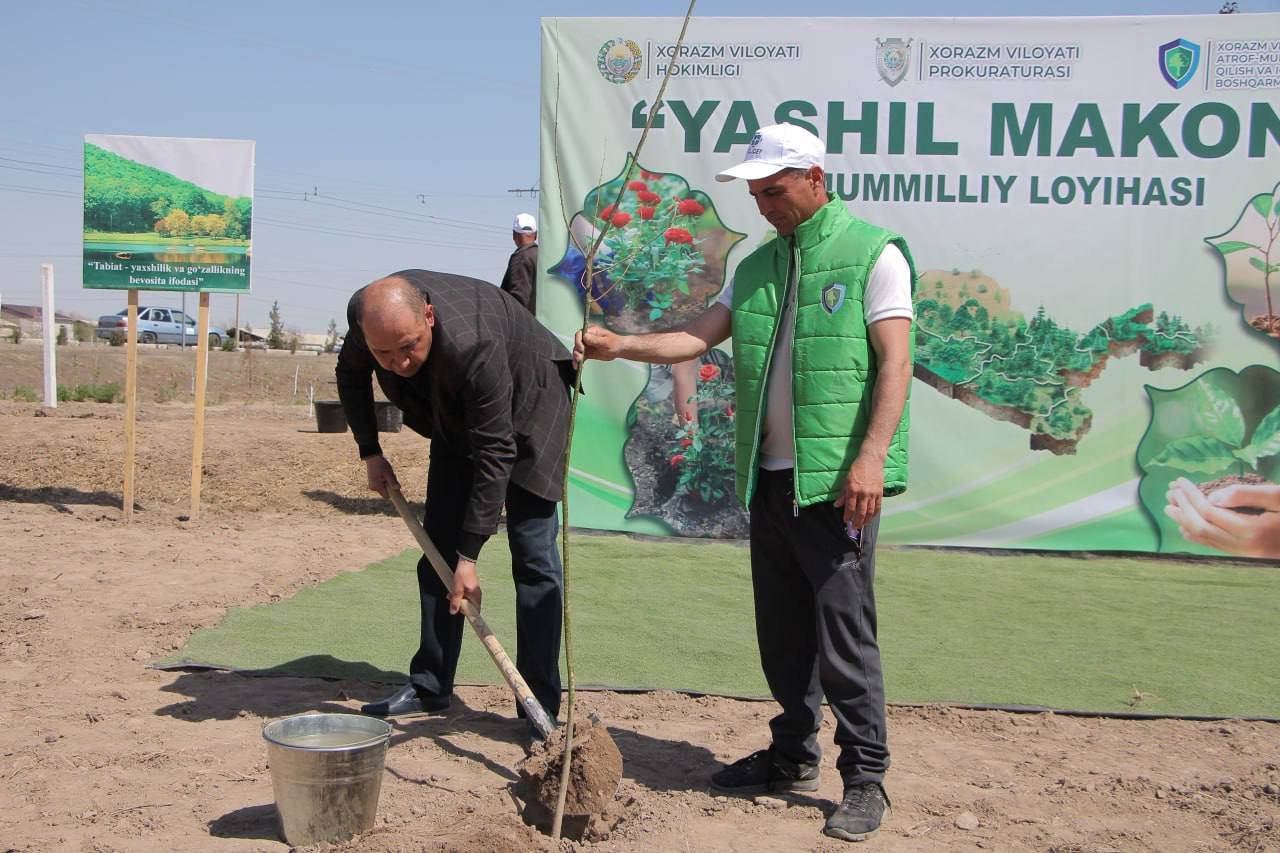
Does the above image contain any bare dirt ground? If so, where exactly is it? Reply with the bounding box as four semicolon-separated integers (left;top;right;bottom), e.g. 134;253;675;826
1;345;1278;852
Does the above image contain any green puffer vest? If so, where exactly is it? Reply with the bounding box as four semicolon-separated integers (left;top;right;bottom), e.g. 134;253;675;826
730;197;915;508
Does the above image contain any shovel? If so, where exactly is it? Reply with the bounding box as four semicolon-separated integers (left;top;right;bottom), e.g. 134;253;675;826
386;486;556;738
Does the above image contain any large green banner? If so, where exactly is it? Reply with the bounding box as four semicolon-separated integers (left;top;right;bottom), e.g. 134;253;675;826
82;134;254;293
540;15;1280;557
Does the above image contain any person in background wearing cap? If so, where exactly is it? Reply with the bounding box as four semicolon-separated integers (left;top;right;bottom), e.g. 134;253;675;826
501;213;539;314
336;269;573;736
574;123;914;842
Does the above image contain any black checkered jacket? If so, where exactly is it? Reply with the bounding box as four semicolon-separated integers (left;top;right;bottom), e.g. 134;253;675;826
336;269;574;556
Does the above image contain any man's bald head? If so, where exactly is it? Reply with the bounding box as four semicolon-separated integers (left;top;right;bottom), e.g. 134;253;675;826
357;275;435;377
356;275;427;327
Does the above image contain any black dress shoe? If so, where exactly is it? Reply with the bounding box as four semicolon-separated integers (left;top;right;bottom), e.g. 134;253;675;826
360;684;451;717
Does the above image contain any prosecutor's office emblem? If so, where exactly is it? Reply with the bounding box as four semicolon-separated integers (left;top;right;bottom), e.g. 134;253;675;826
821;282;847;315
876;38;912;87
598;38;643;84
1158;38;1200;89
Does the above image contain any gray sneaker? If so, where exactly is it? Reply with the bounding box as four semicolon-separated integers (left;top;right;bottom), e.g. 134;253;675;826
823;783;889;841
710;747;820;794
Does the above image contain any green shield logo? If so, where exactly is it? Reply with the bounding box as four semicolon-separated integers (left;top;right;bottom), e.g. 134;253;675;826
821;282;847;315
1158;38;1200;89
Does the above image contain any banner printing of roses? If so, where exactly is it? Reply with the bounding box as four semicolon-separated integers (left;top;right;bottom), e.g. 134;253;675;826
552;159;748;537
550;157;745;334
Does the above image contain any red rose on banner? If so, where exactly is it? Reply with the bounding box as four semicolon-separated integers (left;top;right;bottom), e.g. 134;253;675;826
670;454;686;467
552;160;746;331
680;437;693;448
699;364;720;381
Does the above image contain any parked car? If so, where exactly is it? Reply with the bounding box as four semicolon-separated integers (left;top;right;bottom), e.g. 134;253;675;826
96;307;225;347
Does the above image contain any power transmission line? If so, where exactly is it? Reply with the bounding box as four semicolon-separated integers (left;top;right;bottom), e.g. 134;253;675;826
0;155;80;172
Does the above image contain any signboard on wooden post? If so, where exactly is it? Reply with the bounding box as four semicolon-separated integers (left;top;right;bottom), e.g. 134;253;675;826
82;134;255;520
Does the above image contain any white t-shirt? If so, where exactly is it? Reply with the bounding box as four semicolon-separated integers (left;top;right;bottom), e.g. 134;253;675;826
716;243;913;470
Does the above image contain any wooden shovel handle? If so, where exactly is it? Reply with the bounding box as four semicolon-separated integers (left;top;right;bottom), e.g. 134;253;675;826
387;487;557;738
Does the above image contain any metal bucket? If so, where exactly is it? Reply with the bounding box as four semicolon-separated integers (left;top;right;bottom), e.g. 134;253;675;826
262;713;392;846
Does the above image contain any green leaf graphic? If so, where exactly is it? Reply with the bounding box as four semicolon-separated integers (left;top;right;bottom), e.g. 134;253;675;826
1252;193;1275;220
1148;435;1239;474
1211;240;1259;255
1250;256;1270;274
1237;403;1280;468
1196;380;1246;448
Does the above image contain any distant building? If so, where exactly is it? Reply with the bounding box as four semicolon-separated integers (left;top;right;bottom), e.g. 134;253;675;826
230;326;341;352
1;304;78;341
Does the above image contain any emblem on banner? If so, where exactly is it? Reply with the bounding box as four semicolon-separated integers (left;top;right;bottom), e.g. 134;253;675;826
821;282;847;315
598;38;643;84
876;38;912;87
1157;38;1201;89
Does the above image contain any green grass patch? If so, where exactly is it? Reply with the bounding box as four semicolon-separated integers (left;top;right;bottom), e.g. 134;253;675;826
83;231;249;247
164;534;1280;718
56;382;121;403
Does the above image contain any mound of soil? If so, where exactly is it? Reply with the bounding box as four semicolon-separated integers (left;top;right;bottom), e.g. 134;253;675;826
1250;313;1280;340
515;716;625;839
1199;472;1271;516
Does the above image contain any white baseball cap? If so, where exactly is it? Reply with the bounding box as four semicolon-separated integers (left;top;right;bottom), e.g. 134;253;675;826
513;213;537;233
714;123;825;183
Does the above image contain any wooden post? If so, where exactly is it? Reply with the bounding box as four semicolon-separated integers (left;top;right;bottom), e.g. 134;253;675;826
233;294;240;351
41;264;57;408
190;291;211;520
122;290;139;521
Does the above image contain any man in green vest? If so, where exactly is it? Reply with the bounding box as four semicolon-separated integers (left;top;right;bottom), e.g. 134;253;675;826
574;123;914;842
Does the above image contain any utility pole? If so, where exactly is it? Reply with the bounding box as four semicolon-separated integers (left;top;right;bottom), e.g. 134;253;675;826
507;186;539;198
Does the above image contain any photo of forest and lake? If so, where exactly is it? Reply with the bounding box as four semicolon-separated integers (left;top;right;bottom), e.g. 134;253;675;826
82;135;253;292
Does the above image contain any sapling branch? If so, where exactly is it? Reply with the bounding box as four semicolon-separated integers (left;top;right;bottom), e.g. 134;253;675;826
550;0;699;840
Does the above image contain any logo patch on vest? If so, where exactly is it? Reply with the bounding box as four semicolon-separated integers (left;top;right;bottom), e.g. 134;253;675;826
821;282;847;315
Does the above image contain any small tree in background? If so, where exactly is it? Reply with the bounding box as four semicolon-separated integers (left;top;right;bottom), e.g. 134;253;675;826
267;300;285;349
324;318;338;353
56;326;68;345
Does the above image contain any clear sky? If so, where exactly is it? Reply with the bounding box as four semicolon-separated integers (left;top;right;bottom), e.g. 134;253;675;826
2;0;1273;333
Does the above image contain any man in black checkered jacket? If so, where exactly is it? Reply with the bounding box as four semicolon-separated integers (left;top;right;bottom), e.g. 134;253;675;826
336;269;574;726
